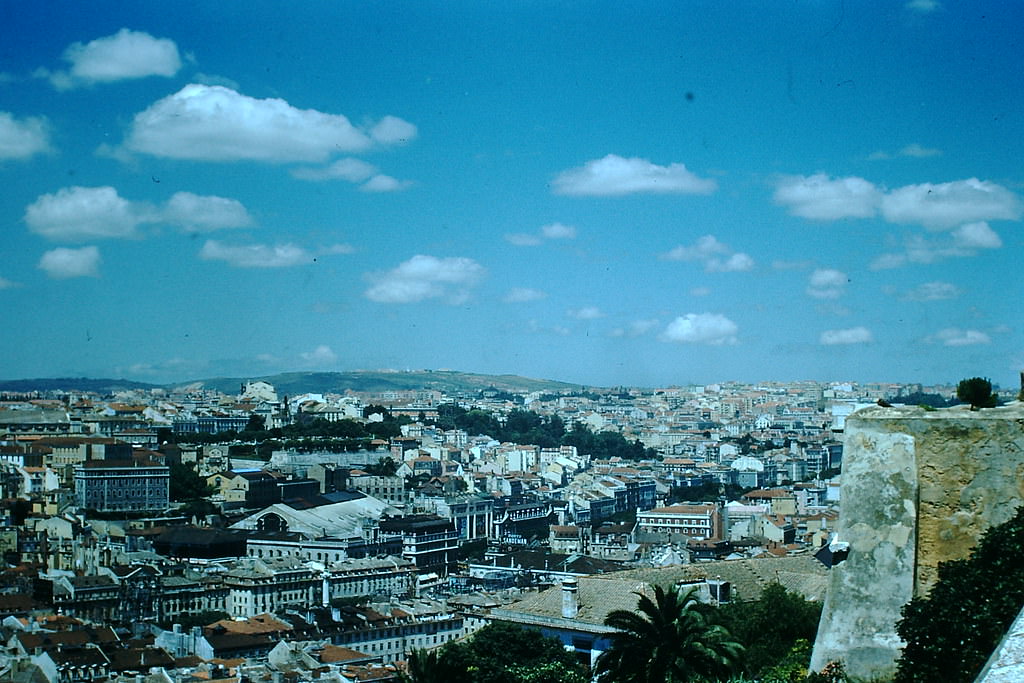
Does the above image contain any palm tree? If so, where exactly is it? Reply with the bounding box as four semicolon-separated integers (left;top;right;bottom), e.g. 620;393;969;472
595;584;744;683
400;647;464;683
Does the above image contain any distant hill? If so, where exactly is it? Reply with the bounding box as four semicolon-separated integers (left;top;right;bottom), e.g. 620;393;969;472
0;370;590;397
0;377;161;394
191;370;587;396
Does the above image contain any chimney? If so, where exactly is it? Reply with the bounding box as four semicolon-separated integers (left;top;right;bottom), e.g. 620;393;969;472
561;577;579;619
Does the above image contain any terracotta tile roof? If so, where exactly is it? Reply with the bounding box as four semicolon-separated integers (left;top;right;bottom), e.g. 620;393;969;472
319;645;372;663
207;613;291;635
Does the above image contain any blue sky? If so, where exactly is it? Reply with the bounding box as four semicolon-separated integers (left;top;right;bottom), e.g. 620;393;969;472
2;1;1022;389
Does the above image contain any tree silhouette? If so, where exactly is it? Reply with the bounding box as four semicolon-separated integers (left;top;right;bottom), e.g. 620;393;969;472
595;585;743;683
956;377;997;409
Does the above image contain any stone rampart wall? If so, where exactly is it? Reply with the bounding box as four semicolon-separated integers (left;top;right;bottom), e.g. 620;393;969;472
811;403;1024;681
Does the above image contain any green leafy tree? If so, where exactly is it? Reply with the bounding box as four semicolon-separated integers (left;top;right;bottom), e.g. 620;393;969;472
507;661;587;683
957;376;998;409
439;622;584;683
456;409;502;438
169;462;213;502
243;413;265;432
401;647;463;683
717;583;822;678
895;505;1024;683
595;585;743;683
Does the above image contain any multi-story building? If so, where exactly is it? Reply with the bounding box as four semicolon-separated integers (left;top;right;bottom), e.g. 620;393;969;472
636;503;720;541
73;459;170;513
376;515;458;574
224;557;319;618
324;556;416;602
350;473;408;506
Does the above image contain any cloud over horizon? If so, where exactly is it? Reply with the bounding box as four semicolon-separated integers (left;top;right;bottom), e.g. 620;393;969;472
199;240;312;268
553;155;717;196
774;174;1021;230
505;222;578;247
123;84;415;163
25;186;253;241
806;269;848;299
0;112;51;159
38;246;100;279
660;313;738;345
39;29;181;90
662;234;754;272
364;255;485;304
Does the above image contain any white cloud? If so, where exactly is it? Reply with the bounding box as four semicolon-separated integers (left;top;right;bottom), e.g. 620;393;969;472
300;345;338;366
901;281;961;301
552;154;717;196
25;186;256;240
880;179;1021;230
199;240;312;268
807;268;848;299
0;276;20;289
870;224;1003;270
568;306;604;320
690;286;711;297
364;255;485;304
776;174;1021;231
25;186;140;241
540;222;577;239
164;192;252;232
504;287;546;303
505;222;578;246
369;115;418;145
38;246;100;279
360;174;412;193
124;84;415;162
707;252;755;273
773;174;882;220
291;157;378;182
820;326;873;345
0;112;51;159
663;235;728;261
931;328;990;346
952;221;1002;249
663;234;754;272
46;29;181;89
660;313;738;345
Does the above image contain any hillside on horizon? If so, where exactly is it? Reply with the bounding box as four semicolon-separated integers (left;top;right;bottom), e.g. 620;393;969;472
0;370;590;397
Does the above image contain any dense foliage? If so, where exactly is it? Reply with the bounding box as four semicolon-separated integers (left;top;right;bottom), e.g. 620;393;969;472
402;623;585;683
717;583;822;680
596;585;743;683
956;376;998;409
433;404;656;460
168;462;214;501
895;506;1024;683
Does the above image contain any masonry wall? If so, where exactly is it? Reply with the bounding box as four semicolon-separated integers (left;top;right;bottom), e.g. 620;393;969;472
811;403;1024;681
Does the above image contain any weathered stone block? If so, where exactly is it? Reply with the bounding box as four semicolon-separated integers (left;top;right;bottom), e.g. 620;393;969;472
811;403;1024;681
